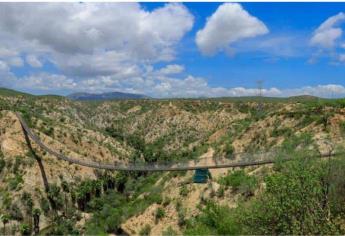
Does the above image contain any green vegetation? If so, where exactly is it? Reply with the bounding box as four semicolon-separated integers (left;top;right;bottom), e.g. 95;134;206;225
271;127;293;138
1;214;9;235
84;172;164;234
340;121;345;137
219;170;257;196
185;155;345;235
281;132;313;152
162;226;178;236
139;224;151;236
19;223;31;236
185;201;239;235
8;174;23;191
0;150;5;173
0;87;32;97
46;217;79;235
1;89;345;235
155;207;166;223
179;185;189;197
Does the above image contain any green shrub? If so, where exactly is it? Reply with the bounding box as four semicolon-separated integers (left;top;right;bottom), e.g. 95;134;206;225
185;223;213;235
139;224;151;236
40;197;50;215
339;121;345;137
281;132;312;152
47;184;64;210
0;154;5;173
8;174;23;191
46;217;79;235
162;197;171;207
184;201;240;235
271;127;293;137
8;203;23;220
155;207;165;223
186;156;345;235
224;142;234;158
241;156;342;235
19;223;31;236
85;174;164;234
43;127;54;136
219;170;257;196
328;155;345;216
216;186;225;198
179;185;189;197
175;201;186;227
162;226;177;236
21;192;33;214
12;156;22;173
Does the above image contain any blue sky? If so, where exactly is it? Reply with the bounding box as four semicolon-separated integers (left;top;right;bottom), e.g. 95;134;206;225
168;2;345;90
1;2;345;97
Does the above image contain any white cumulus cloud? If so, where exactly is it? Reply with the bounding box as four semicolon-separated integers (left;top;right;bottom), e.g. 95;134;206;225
0;3;193;63
196;3;269;56
0;3;194;80
311;12;345;49
14;73;77;91
158;64;184;75
6;65;345;98
0;3;195;94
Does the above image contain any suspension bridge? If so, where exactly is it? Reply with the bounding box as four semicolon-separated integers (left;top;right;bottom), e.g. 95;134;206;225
16;112;341;173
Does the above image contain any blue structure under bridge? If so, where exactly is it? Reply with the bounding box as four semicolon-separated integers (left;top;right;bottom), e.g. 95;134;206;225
193;168;212;183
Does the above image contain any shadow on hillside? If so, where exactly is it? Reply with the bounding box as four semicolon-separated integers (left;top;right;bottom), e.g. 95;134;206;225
22;129;62;231
22;129;51;193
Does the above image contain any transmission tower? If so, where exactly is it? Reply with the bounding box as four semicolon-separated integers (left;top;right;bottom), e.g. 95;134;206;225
256;80;264;111
257;80;263;97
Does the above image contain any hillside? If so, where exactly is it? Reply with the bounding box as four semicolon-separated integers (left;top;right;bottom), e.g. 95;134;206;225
68;91;150;101
0;90;345;234
0;88;33;97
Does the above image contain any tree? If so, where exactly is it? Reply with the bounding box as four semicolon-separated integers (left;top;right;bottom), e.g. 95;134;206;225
1;214;9;235
219;170;257;197
61;180;69;214
47;184;64;210
242;157;338;235
19;223;31;236
21;192;33;215
155;207;165;223
184;201;240;235
33;208;41;235
185;156;345;235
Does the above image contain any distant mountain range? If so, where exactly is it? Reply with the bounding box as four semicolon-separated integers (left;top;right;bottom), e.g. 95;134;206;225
67;91;150;101
0;87;332;102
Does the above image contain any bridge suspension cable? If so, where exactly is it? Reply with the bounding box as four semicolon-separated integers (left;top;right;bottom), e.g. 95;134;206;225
16;112;341;172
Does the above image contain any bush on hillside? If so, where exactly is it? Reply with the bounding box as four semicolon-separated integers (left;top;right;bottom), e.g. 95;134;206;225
186;156;345;235
219;170;257;196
